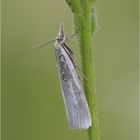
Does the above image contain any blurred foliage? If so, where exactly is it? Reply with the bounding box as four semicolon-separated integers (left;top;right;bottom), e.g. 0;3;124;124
1;0;138;140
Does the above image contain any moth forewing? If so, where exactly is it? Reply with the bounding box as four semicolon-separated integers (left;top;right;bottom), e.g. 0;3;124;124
55;43;91;129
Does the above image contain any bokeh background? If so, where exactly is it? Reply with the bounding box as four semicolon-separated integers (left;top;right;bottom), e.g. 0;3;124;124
2;0;139;140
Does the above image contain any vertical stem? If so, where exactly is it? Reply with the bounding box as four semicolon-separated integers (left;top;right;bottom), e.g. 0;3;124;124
65;0;100;140
79;1;99;140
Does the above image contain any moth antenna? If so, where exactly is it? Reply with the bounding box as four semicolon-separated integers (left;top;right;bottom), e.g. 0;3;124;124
31;37;57;50
21;37;57;55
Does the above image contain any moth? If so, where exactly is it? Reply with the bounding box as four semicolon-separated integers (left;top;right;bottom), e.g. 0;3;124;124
32;23;91;129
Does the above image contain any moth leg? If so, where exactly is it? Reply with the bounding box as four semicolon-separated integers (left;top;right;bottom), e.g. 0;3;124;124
72;55;88;83
70;55;88;82
73;59;89;87
75;65;88;82
78;74;88;87
65;27;84;42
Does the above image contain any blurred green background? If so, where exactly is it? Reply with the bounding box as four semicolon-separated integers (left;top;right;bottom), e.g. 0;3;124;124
1;0;139;140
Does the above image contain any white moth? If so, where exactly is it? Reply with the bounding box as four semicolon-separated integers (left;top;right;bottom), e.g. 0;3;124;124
55;24;91;129
31;23;92;129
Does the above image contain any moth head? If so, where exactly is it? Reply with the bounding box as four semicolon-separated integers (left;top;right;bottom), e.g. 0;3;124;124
57;23;65;43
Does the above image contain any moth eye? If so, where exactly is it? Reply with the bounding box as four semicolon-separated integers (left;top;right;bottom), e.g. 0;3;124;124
56;38;59;42
57;37;63;43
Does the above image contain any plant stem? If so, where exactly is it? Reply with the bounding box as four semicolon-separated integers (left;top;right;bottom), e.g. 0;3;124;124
65;1;100;140
80;4;99;140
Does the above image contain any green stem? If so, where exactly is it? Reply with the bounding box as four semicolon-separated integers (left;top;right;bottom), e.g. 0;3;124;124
80;2;99;140
65;1;100;140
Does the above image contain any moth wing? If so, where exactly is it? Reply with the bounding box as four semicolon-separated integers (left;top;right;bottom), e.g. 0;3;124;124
55;46;91;129
60;75;92;129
